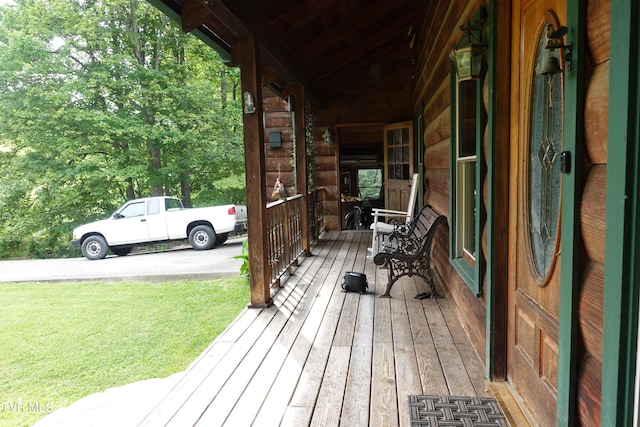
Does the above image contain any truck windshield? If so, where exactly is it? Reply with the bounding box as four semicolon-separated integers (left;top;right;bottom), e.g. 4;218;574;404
165;198;184;210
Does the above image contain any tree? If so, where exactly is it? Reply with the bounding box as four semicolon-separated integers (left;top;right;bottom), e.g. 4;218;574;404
0;0;245;258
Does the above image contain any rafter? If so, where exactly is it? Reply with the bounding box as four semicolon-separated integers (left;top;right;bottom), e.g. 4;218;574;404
309;12;415;84
201;0;324;107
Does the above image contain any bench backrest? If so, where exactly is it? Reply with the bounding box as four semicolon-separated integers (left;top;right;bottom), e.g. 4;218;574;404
400;205;447;240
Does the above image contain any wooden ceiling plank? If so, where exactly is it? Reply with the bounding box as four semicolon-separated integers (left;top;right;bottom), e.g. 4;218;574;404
310;13;415;84
203;0;324;106
289;1;407;56
265;0;341;34
317;36;407;89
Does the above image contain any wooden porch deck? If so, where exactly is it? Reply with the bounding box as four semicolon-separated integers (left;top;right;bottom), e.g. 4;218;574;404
140;231;490;427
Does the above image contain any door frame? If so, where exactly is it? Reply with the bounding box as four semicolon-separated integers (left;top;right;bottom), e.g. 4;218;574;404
383;121;414;212
485;0;511;382
554;0;586;425
601;0;640;425
499;0;581;424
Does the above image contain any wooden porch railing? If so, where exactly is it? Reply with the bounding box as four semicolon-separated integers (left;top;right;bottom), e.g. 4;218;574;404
266;187;324;287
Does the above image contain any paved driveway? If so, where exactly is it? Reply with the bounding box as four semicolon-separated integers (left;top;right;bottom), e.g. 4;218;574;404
0;237;245;283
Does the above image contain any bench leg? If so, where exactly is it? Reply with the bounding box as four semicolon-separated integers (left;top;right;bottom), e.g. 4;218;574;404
378;258;441;298
379;262;402;298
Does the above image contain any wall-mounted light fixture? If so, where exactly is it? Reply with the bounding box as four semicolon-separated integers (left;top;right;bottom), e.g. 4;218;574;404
544;23;572;73
243;91;256;114
450;19;487;81
322;127;334;145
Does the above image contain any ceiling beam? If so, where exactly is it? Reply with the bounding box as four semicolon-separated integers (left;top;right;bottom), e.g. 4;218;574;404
202;0;325;107
180;0;210;33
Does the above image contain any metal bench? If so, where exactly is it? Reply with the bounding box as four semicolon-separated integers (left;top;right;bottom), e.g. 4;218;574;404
373;205;447;298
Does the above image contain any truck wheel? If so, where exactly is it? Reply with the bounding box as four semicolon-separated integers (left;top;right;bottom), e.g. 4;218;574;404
215;233;229;246
189;225;216;250
111;247;132;256
82;235;109;260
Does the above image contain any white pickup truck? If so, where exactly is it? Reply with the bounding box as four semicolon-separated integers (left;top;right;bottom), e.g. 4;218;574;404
71;196;247;260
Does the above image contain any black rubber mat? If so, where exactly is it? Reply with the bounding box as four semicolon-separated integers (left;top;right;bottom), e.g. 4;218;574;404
408;395;508;427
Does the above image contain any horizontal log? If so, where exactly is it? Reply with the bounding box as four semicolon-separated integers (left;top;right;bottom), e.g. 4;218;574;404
423;80;450;126
579;260;604;362
415;1;469;109
263;99;289;113
425;139;450;169
482;81;489;118
315;170;337;187
264;112;293;128
314;155;338;171
323;199;339;216
414;0;449;84
580;165;607;264
314;143;337;157
324;215;339;231
584;61;609;165
586;0;610;66
265;149;294;160
577;354;602;426
425;167;450;199
425;107;450;148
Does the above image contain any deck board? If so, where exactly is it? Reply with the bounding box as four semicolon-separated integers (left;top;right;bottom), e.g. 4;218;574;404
140;231;490;427
221;233;349;426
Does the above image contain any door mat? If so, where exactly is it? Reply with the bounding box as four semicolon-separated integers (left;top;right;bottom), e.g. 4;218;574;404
408;395;508;427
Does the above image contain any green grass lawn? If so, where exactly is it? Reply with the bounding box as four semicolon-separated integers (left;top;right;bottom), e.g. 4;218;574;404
0;279;249;427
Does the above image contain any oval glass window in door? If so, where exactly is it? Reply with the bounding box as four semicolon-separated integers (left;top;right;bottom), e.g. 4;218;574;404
527;21;563;283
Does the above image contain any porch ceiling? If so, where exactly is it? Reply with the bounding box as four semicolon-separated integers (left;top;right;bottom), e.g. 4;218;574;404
153;0;420;106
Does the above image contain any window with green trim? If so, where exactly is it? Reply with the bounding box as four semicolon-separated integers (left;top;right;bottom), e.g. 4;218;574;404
449;66;485;295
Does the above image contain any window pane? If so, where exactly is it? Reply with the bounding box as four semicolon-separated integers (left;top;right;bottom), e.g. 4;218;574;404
455;161;476;261
460;161;476;258
402;164;410;180
402;127;409;144
120;202;145;218
148;199;160;215
394;129;402;145
458;80;477;159
165;198;183;210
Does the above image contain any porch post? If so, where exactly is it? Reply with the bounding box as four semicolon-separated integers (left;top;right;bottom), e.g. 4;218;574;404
239;35;272;308
293;85;311;255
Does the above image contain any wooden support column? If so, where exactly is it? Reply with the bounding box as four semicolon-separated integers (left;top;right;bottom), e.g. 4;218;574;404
239;35;272;308
293;85;311;256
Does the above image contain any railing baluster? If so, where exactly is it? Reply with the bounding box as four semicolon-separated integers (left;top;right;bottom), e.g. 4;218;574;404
265;188;324;289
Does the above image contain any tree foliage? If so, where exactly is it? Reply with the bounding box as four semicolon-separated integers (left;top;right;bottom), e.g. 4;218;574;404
0;0;245;258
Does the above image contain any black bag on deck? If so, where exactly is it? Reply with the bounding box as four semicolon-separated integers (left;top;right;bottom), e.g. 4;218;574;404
341;271;368;294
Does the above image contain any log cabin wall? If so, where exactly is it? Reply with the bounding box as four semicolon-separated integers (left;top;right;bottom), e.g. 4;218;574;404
413;0;489;365
576;0;610;424
414;0;609;423
263;89;295;200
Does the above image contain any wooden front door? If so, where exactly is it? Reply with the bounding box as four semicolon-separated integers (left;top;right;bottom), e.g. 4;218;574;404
383;121;414;211
508;1;566;425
